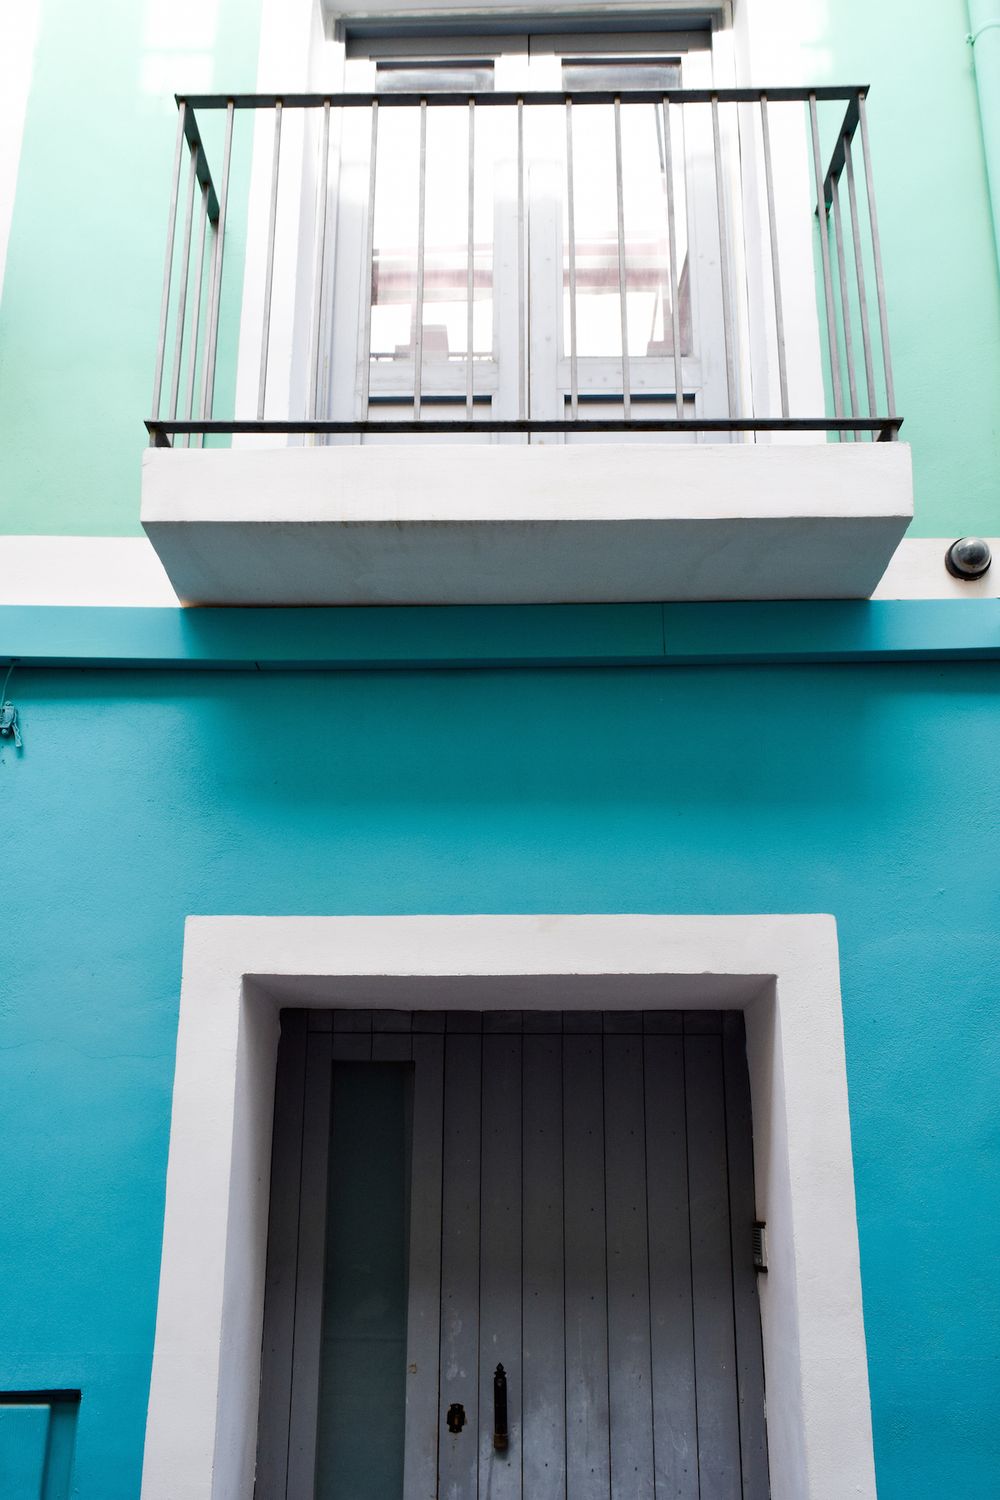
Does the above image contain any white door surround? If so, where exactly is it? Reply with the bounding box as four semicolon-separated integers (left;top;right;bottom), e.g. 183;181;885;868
139;913;877;1500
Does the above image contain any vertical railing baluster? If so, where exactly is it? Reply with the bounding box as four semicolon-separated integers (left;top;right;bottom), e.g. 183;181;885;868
257;101;283;421
759;95;789;418
613;95;631;421
857;91;896;426
831;175;859;437
307;100;331;426
151;101;187;432
516;97;526;423
565;100;579;421
200;99;235;434
711;94;737;419
661;97;684;422
168;142;198;421
808;93;845;434
844;132;877;424
466;99;475;420
360;100;379;422
183;182;210;447
413;99;428;421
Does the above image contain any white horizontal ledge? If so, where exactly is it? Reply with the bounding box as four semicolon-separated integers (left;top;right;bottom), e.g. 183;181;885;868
141;441;913;605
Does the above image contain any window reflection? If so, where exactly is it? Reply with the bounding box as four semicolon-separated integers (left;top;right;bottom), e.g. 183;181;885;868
563;61;692;359
370;62;495;364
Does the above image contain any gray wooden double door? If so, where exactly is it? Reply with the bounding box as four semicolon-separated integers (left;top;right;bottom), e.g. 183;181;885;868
257;1010;769;1500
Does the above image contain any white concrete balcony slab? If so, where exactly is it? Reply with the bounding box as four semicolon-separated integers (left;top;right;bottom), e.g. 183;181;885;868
140;442;913;605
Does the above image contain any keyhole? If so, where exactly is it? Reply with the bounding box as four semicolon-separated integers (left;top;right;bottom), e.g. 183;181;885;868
446;1403;466;1434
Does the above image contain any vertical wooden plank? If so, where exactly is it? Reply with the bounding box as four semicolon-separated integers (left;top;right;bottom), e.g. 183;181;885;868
684;1010;722;1034
438;1031;483;1500
287;1027;333;1499
447;1011;482;1033
373;1009;413;1033
604;1033;654;1500
602;1011;644;1034
333;1009;374;1032
255;1009;307;1499
685;1032;741;1500
563;1031;611;1500
412;1011;447;1033
562;1011;602;1034
644;1034;698;1500
642;1011;682;1034
521;1010;562;1033
522;1031;566;1500
485;1010;523;1033
479;1032;523;1500
723;1012;770;1498
372;1031;413;1062
331;1033;374;1061
404;1032;445;1500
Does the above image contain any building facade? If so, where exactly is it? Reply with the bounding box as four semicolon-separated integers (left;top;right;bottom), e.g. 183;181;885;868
1;2;999;1498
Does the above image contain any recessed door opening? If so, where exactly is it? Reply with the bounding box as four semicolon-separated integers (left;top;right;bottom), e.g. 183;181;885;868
255;1008;768;1499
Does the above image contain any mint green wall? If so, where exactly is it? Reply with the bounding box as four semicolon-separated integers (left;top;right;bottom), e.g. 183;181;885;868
0;0;997;539
0;0;262;538
814;0;1000;536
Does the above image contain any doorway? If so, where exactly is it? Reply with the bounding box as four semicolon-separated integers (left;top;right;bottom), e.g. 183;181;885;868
255;1008;768;1498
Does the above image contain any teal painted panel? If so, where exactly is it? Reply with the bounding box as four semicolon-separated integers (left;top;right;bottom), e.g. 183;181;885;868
1;661;999;1497
315;1065;411;1500
2;600;1000;670
0;1407;47;1500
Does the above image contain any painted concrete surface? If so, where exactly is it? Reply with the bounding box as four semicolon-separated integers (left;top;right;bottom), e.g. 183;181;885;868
2;661;999;1497
139;443;913;604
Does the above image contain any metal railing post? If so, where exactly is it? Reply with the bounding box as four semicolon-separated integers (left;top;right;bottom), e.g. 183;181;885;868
199;100;235;431
257;101;283;421
857;91;896;426
809;93;845;431
150;101;187;434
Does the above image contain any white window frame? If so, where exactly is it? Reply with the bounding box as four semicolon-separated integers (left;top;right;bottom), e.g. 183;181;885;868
139;912;877;1500
233;0;826;446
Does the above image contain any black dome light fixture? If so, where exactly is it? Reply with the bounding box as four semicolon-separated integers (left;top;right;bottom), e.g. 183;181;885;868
945;536;993;580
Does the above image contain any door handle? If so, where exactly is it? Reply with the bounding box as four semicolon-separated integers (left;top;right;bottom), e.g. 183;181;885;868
493;1364;508;1451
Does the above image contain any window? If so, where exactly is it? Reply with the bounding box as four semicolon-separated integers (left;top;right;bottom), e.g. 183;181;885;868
325;28;725;441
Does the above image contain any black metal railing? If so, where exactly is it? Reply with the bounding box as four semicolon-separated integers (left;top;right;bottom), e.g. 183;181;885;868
147;86;900;447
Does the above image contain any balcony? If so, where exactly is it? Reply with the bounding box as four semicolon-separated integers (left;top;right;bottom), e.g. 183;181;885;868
141;81;912;604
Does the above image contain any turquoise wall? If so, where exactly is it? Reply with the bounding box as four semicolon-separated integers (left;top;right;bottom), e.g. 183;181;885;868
2;658;999;1497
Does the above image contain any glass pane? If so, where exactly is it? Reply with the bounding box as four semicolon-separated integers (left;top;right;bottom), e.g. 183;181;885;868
376;59;495;93
562;61;692;361
314;1063;412;1500
563;394;696;443
369;65;495;376
562;58;680;93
